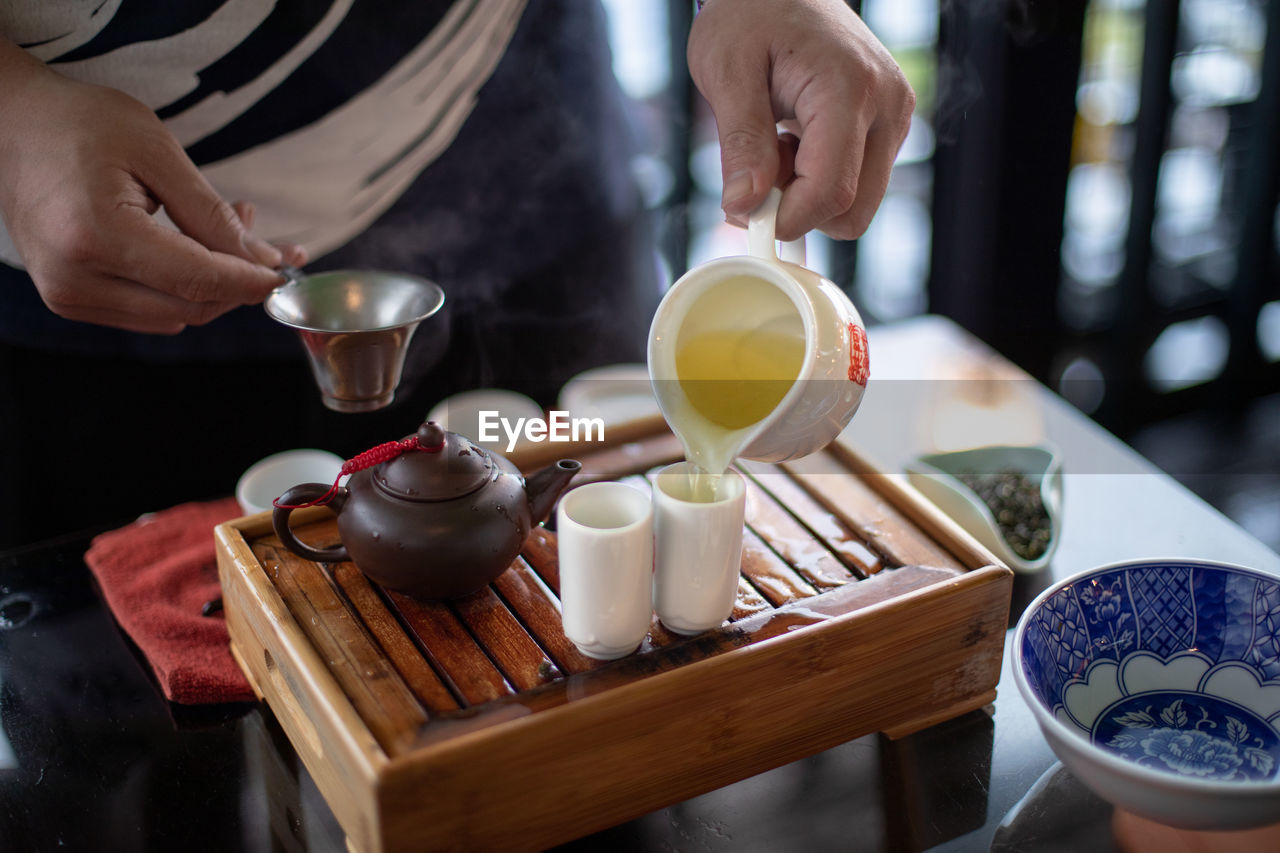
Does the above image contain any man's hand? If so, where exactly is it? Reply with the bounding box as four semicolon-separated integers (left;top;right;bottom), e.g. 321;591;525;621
0;40;305;334
688;0;915;241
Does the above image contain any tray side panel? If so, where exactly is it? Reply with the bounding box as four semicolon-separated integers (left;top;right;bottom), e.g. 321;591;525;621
216;520;387;853
376;566;1013;853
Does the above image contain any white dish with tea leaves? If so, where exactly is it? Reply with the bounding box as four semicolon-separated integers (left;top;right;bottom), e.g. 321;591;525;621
905;444;1063;573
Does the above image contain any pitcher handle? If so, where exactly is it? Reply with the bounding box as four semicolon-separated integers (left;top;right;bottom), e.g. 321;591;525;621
747;187;807;266
272;483;351;563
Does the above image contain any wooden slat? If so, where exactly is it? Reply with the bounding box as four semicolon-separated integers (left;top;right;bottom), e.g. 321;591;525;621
738;527;817;606
730;576;772;620
491;558;602;675
252;541;428;755
521;527;562;593
741;474;858;589
828;440;1003;571
384;591;513;706
329;562;460;714
728;564;965;641
783;450;966;571
450;586;561;691
740;460;883;575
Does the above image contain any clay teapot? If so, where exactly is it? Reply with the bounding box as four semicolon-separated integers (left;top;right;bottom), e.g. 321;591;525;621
272;421;580;600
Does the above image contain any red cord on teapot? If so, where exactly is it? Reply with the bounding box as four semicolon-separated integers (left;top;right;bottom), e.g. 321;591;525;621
272;427;445;509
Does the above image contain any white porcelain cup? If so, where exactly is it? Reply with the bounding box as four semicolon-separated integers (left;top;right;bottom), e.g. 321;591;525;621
652;462;746;635
556;482;654;660
648;187;870;470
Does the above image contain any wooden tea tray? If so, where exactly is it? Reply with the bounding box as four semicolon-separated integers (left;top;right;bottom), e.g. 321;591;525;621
215;417;1012;853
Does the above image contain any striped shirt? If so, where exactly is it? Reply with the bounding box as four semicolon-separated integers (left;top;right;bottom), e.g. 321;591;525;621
0;1;649;360
0;0;527;264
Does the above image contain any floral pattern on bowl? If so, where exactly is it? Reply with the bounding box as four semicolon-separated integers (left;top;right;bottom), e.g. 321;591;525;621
1014;559;1280;829
1097;691;1278;781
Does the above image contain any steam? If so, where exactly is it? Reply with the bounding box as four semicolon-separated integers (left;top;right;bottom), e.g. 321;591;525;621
932;0;1054;145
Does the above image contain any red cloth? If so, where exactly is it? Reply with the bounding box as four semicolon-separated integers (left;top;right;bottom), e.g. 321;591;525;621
85;497;254;704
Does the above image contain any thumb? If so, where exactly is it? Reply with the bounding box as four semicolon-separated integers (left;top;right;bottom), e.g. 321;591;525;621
140;145;281;268
705;75;779;219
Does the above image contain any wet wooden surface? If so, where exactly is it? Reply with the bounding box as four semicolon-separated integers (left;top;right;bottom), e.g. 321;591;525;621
383;590;513;707
252;537;429;754
783;449;967;571
219;408;1014;853
240;429;986;758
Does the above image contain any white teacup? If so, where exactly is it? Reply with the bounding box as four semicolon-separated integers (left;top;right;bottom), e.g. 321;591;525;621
556;482;654;660
652;462;746;636
648;188;869;474
236;448;345;516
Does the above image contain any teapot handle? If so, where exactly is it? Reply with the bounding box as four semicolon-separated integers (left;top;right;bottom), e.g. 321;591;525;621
272;483;352;563
747;187;807;266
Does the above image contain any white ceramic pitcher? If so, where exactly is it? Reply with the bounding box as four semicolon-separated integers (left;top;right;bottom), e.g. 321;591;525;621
648;188;870;468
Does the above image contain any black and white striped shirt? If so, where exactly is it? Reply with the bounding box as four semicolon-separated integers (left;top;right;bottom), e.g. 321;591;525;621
0;1;649;360
0;0;527;263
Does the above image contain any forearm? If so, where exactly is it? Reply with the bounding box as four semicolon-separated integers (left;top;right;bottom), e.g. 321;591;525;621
0;34;48;98
0;36;56;163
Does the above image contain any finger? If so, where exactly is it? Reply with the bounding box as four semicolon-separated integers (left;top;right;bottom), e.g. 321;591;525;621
725;134;800;228
137;150;281;267
232;201;304;268
231;200;256;229
277;243;309;268
776;110;867;242
109;208;286;306
700;64;780;219
41;272;239;334
839;123;899;239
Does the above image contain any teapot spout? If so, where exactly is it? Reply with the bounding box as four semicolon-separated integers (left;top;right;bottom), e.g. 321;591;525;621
526;459;582;525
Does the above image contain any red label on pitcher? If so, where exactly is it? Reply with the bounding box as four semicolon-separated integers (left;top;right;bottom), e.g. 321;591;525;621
848;323;869;386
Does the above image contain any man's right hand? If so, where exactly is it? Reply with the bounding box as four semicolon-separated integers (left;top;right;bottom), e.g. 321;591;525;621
0;39;304;334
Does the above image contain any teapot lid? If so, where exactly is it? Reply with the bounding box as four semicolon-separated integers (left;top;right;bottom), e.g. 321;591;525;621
373;422;494;502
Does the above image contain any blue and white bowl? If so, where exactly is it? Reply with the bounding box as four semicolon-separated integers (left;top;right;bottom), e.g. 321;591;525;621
1013;559;1280;829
